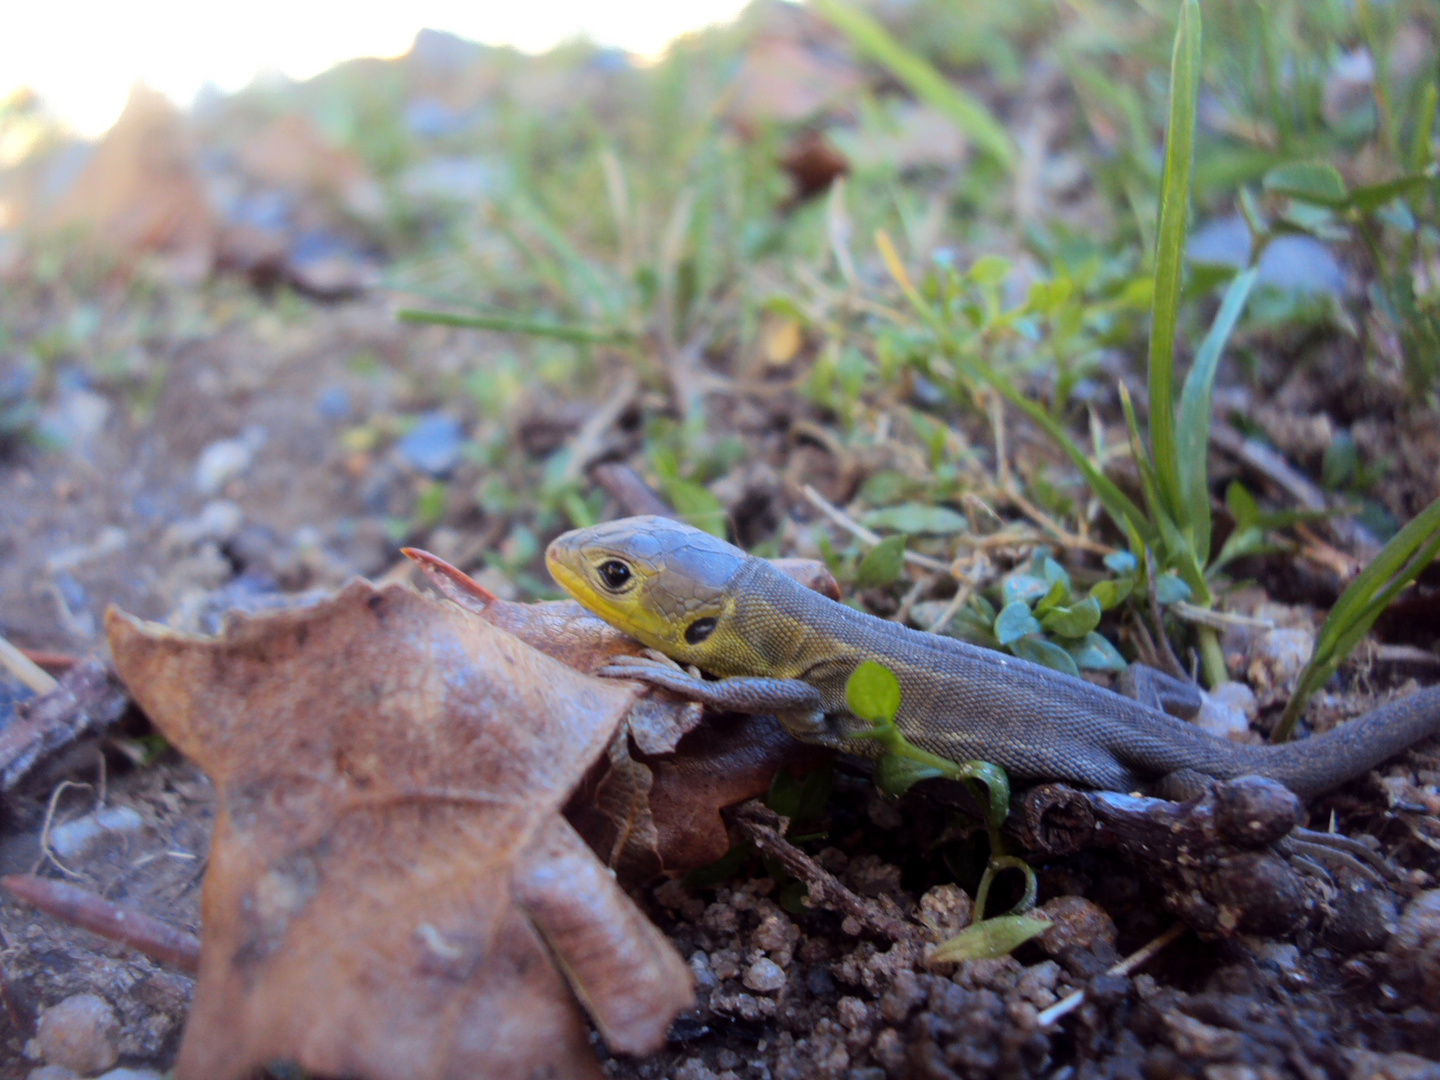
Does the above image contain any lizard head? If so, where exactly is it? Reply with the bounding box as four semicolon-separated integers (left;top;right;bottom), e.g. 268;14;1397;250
546;516;750;667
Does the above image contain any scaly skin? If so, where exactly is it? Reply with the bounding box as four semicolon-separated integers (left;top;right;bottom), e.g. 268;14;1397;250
546;516;1440;800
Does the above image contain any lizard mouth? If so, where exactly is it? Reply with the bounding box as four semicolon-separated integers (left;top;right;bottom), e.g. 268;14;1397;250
543;537;590;604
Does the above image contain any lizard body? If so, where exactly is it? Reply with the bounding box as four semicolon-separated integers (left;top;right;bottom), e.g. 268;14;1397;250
545;516;1440;800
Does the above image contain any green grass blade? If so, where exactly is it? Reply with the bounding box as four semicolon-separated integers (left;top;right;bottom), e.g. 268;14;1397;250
1409;83;1438;175
1177;267;1259;564
1276;495;1440;740
1120;384;1206;600
1147;0;1202;524
981;372;1156;550
397;308;634;345
813;0;1017;171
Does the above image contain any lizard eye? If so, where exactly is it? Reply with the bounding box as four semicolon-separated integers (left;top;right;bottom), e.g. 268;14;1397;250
597;560;632;591
685;617;717;645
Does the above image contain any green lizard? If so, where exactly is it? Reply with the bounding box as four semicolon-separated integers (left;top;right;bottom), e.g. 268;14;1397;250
546;516;1440;801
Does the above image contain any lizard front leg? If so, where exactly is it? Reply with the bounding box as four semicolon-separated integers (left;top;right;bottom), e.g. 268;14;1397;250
595;656;826;728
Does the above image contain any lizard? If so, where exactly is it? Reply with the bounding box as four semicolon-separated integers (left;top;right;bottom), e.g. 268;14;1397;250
545;515;1440;802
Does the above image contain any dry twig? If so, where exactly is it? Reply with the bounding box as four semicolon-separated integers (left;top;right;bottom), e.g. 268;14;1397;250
729;801;922;944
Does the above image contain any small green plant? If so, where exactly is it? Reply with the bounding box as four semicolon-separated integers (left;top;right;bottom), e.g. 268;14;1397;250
1275;493;1440;741
870;0;1260;689
844;661;1048;959
927;548;1156;679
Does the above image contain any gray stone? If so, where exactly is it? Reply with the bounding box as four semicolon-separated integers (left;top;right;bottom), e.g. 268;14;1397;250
1195;687;1252;739
395;412;464;477
195;426;266;494
48;805;145;859
1188;215;1344;296
742;957;787;993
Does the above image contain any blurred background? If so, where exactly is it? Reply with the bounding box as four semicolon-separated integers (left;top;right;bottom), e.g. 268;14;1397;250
1;0;1437;656
2;4;1440;1074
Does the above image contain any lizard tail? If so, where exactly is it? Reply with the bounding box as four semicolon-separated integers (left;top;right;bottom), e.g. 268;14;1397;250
1253;685;1440;800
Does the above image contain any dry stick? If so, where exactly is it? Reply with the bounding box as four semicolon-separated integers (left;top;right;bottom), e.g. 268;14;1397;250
730;801;922;945
989;390;1013;493
1;874;201;974
592;462;679;519
986;392;1114;556
559;371;641;486
1143;549;1189;680
927;579;977;634
16;649;80;673
36;780;94;879
925;551;986;633
0;634;58;695
1168;602;1274;632
800;485;951;574
1036;922;1187;1027
892;573;933;625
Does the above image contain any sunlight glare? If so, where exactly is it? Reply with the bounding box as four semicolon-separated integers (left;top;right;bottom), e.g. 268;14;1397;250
1;0;755;137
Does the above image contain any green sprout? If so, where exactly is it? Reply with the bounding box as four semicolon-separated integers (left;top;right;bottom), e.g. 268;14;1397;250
845;661;1048;960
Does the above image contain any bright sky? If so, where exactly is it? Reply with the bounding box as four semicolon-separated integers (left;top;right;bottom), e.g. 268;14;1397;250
1;1;755;137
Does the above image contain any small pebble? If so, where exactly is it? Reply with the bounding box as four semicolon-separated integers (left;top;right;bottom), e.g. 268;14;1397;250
1388;889;1440;1007
161;500;244;554
836;995;870;1031
395;412;464;477
316;385;352;419
1195;688;1252;739
195;426;266;494
1036;895;1117;954
1209;680;1257;718
918;883;973;940
35;994;119;1074
743;958;787;993
48;805;145;859
39;388;111;459
1247;627;1314;693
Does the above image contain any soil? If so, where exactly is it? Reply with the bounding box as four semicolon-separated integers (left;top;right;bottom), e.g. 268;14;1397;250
0;271;1439;1080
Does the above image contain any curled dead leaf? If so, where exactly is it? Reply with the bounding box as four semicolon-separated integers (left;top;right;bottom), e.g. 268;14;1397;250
107;580;693;1080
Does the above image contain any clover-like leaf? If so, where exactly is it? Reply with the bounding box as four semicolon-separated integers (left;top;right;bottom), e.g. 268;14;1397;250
929;913;1052;964
1089;577;1134;611
1032;579;1070;616
857;535;907;587
994;601;1043;645
1038;556;1071;592
1154;572;1193;605
1263;161;1349;207
861;503;968;535
846;659;903;726
1066;631;1128;672
1040;595;1102;639
1002;574;1050;605
1104;550;1138;574
1010;635;1081;677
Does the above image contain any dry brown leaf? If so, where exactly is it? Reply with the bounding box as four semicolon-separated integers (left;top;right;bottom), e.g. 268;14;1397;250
43;87;215;278
106;580;693;1080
